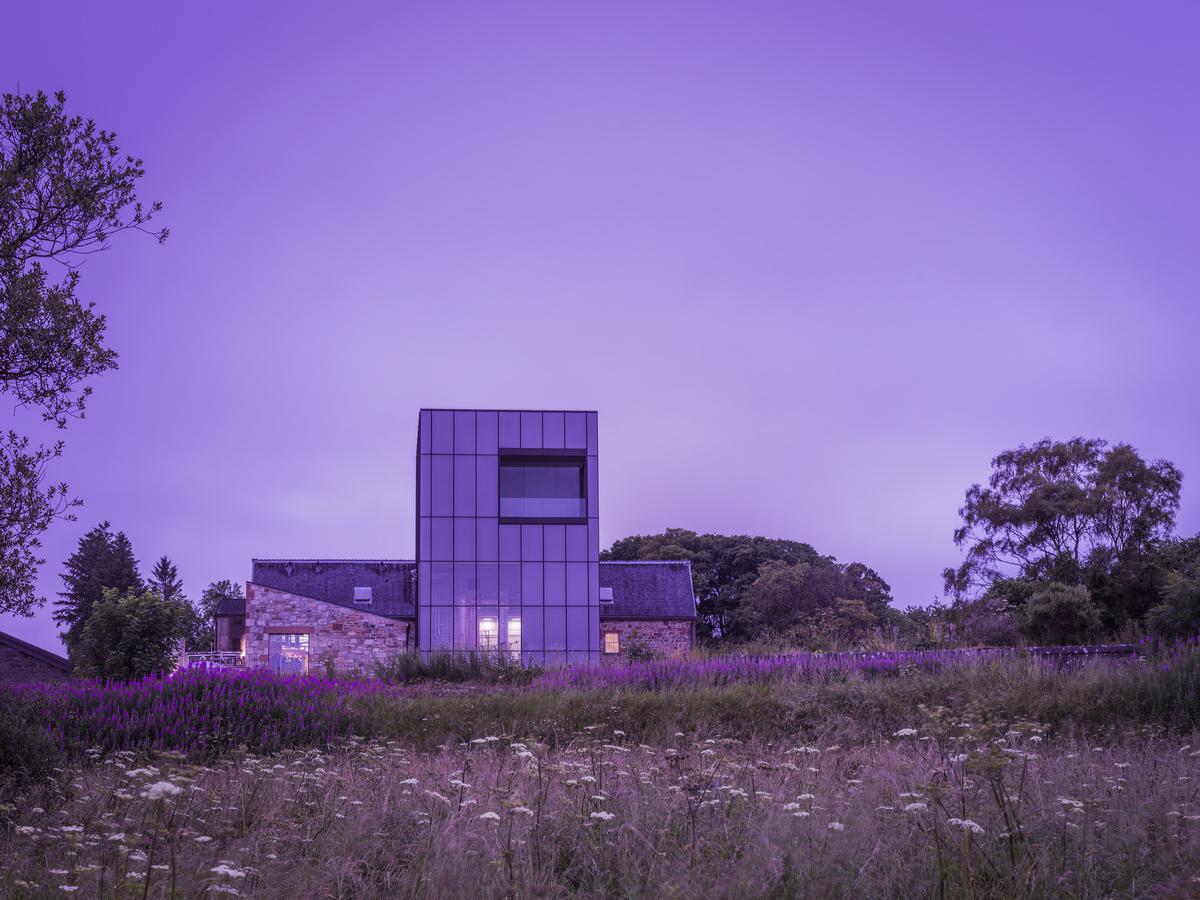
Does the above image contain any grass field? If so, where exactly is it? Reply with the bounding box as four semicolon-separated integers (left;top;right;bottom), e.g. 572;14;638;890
2;644;1199;897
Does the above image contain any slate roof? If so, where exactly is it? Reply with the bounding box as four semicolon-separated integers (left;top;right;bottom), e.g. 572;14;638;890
598;561;697;620
0;629;72;673
249;559;417;619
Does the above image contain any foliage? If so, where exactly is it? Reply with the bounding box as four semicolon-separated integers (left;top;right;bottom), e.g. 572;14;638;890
186;579;244;651
147;555;183;600
53;521;142;654
9;667;365;761
71;588;192;679
944;438;1182;614
0;90;164;616
1146;574;1200;639
604;528;891;643
374;649;538;686
0;693;62;796
1018;582;1103;645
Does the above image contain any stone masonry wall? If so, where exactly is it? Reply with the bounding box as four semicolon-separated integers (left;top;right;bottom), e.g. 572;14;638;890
599;619;693;662
0;643;72;683
245;583;412;676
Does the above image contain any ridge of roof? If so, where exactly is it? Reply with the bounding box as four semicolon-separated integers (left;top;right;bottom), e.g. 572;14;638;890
0;630;71;672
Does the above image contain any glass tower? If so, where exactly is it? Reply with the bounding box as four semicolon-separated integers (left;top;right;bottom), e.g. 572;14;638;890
416;409;600;666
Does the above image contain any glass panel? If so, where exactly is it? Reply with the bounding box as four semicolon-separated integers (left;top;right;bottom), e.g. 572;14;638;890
454;563;477;605
566;525;587;561
476;455;498;516
431;519;453;560
478;615;498;651
520;411;542;448
418;562;430;604
454;455;475;516
419;409;432;454
604;631;620;654
432;456;452;516
455;606;476;650
477;563;498;603
505;613;521;659
521;524;543;561
588;519;600;560
521;562;543;604
430;563;453;604
566;562;588;605
498;411;520;448
586;412;598;453
454;518;475;560
566;607;589;651
268;633;309;675
542;412;565;448
432;410;453;453
544;607;566;651
418;607;430;650
419;455;431;515
500;459;586;519
499;562;521;604
522;607;543;651
454;410;475;454
543;525;565;561
419;517;431;560
543;562;566;604
499;525;521;561
476;519;498;561
565;412;586;449
589;563;600;605
431;607;452;650
476;411;498;454
587;458;598;518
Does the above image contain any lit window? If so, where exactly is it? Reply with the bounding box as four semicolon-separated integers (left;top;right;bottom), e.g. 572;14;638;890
479;616;498;650
507;616;521;659
603;632;620;655
268;633;309;675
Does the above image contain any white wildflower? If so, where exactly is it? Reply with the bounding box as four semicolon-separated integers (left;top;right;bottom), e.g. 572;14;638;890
893;728;918;737
904;803;928;812
827;822;845;831
511;806;534;816
210;864;246;878
141;781;183;801
947;818;985;834
479;812;501;822
590;811;615;821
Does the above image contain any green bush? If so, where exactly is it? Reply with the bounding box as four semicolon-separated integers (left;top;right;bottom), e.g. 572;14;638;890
0;692;63;796
1146;574;1200;639
1020;583;1103;644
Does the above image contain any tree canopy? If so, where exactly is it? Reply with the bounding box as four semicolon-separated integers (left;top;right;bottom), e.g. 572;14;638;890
54;521;143;653
0;90;165;616
602;528;892;643
72;588;191;679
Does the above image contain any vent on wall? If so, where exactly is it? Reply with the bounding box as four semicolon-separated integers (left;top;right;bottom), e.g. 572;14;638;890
353;586;373;603
599;587;614;603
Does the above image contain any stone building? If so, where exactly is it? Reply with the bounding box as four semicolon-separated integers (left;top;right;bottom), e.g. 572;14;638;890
0;630;72;683
214;409;696;673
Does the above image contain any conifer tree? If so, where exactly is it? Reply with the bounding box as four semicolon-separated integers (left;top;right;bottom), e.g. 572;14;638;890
54;522;143;653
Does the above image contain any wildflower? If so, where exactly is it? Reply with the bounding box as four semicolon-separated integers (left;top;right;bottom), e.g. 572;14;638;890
797;793;815;801
398;778;419;786
59;888;79;894
141;781;183;800
904;803;928;812
793;811;810;817
208;887;241;896
783;802;801;811
893;728;918;737
590;811;615;821
211;864;247;878
827;822;845;831
947;818;985;834
195;835;213;843
511;806;534;816
479;812;501;822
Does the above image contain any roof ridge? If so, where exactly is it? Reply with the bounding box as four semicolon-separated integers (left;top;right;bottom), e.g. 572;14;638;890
252;558;416;565
599;559;691;565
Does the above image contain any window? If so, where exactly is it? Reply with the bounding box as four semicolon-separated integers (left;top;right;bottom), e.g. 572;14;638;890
603;632;620;655
479;616;499;650
499;456;586;519
506;615;521;659
353;586;372;603
268;633;309;674
599;586;614;603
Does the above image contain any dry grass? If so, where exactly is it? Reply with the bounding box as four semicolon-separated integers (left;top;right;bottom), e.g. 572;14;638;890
3;717;1200;898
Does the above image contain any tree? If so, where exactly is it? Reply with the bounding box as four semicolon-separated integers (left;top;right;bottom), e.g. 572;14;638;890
148;555;184;601
54;522;143;654
1019;583;1103;645
72;588;191;679
0;90;165;616
1146;574;1200;640
603;528;891;643
943;439;1182;611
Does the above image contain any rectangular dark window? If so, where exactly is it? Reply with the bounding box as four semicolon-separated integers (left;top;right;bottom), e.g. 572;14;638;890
499;456;586;520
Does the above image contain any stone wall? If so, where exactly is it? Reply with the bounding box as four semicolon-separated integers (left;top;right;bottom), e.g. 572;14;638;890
245;583;412;675
0;641;72;683
598;619;693;662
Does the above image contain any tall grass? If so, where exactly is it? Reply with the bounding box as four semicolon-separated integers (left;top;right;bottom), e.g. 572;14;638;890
374;649;539;686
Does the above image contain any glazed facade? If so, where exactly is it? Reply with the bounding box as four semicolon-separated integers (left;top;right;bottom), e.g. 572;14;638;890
416;409;601;666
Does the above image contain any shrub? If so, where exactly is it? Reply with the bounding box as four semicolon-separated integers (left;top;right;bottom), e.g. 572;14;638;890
72;588;192;679
1020;583;1103;644
0;692;63;795
1146;574;1200;639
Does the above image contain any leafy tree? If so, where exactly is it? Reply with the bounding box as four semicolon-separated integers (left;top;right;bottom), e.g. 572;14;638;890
1145;574;1200;640
0;90;165;616
54;522;143;654
72;588;190;679
187;579;243;651
1019;583;1103;645
148;555;184;601
944;439;1182;619
603;528;891;643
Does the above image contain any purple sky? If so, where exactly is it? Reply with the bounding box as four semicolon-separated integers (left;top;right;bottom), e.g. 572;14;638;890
3;2;1198;653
